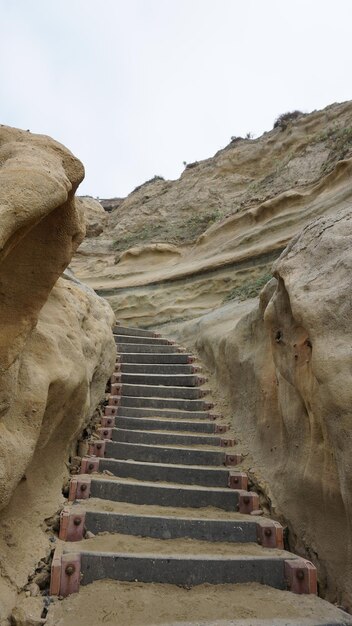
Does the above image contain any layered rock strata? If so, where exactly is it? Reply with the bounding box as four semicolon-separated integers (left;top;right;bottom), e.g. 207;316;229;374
72;101;352;326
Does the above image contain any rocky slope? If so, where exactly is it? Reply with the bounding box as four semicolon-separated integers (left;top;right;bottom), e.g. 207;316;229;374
0;126;116;622
72;101;352;327
71;100;352;611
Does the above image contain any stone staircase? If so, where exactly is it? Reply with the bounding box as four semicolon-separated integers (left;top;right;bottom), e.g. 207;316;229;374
49;325;352;624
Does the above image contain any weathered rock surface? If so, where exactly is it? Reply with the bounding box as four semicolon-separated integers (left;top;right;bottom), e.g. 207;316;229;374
0;126;116;620
77;195;108;237
71;101;352;326
161;207;352;611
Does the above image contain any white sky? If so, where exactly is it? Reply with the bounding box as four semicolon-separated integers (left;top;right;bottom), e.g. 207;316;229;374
1;0;351;198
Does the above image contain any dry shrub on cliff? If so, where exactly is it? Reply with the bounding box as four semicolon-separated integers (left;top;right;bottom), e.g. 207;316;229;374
131;175;165;195
273;110;304;130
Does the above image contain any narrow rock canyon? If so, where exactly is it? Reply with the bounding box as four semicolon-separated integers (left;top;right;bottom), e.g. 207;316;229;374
1;102;352;624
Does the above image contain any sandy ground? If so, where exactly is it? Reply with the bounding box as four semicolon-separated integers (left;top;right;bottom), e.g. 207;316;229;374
46;580;352;626
83;497;257;520
89;475;234;490
62;533;290;558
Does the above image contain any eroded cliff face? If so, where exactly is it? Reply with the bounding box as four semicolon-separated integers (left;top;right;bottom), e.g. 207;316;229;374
69;101;352;608
161;208;352;610
265;209;352;608
0;126;116;620
71;101;352;327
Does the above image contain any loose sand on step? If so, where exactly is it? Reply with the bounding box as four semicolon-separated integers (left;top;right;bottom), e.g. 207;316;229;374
46;580;352;626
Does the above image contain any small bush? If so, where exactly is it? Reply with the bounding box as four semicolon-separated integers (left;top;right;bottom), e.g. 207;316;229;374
224;273;272;303
176;210;223;242
131;175;165;195
273;110;303;130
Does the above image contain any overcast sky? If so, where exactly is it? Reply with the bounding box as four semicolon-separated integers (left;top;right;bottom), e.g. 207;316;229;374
1;0;351;198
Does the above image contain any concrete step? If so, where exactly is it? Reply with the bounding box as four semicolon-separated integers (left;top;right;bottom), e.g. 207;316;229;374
98;458;233;487
112;383;209;400
52;327;327;608
110;428;224;447
118;353;193;365
113;395;213;412
112;406;218;420
114;416;218;433
89;477;240;510
120;363;200;375
115;335;172;346
104;440;229;466
69;550;303;589
113;326;158;338
82;508;273;543
117;343;184;354
115;373;205;387
63;534;296;588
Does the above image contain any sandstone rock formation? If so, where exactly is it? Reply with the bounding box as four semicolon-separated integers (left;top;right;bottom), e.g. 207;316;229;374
160;207;352;610
0;126;116;620
77;196;108;237
70;101;352;609
71;101;352;327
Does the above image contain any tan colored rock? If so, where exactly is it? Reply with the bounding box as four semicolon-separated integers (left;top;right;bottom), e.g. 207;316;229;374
27;583;40;597
0;126;116;619
11;595;45;625
166;207;352;610
0;125;85;370
77;195;108;237
264;206;352;609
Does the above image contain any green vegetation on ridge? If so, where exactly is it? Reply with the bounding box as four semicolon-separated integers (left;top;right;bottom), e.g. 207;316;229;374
224;273;272;302
113;209;223;253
